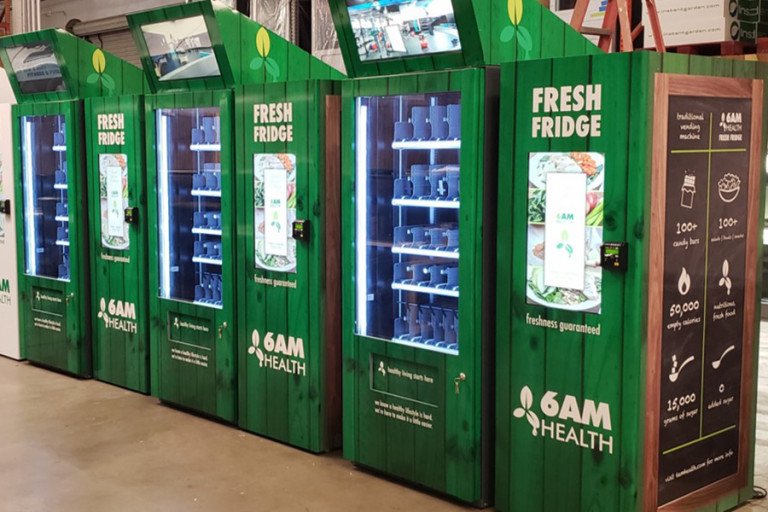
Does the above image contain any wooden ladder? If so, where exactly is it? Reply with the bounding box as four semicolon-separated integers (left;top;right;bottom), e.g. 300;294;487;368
0;0;10;36
569;0;665;53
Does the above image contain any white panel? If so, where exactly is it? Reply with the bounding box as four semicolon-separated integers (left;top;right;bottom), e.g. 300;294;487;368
0;103;21;359
0;71;16;104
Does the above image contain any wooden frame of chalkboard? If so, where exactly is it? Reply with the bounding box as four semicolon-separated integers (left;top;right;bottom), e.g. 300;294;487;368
645;73;763;511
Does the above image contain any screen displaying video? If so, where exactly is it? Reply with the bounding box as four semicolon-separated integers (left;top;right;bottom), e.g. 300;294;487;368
346;0;461;62
140;15;221;81
7;42;66;94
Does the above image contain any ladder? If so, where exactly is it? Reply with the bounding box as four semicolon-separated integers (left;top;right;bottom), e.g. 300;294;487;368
569;0;665;53
0;1;10;36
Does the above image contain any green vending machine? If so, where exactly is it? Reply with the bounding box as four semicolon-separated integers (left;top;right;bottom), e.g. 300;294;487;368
0;30;144;377
329;0;599;504
85;91;149;392
127;0;343;424
494;52;768;511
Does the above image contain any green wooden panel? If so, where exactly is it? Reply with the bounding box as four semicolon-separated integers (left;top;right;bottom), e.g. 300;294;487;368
84;95;149;394
340;68;493;505
236;80;338;451
13;100;92;377
144;89;236;422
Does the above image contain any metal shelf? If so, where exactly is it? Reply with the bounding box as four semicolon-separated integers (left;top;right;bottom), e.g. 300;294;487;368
392;246;459;259
192;256;222;266
389;336;458;356
189;143;221;152
391;140;461;150
193;299;223;309
391;198;460;209
391;282;459;298
191;189;221;198
192;227;222;236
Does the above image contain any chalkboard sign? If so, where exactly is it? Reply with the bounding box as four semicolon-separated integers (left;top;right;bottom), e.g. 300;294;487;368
650;75;762;508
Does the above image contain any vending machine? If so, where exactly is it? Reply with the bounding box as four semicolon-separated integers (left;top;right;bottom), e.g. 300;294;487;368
85;93;149;392
494;52;768;512
128;0;344;423
0;72;20;360
329;0;600;503
0;30;144;376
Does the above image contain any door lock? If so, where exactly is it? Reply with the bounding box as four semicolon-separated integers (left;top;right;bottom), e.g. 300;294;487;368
454;372;466;395
65;293;75;304
218;321;228;339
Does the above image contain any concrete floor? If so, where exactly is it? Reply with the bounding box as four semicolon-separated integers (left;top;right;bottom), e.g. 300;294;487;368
0;328;767;512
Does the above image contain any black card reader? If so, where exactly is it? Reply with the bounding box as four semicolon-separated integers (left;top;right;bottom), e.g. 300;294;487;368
293;220;309;241
601;242;628;271
124;207;139;224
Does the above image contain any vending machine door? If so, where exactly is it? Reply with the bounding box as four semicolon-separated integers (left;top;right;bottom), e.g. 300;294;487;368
14;101;91;375
343;69;493;504
236;81;342;452
147;90;235;422
86;95;148;393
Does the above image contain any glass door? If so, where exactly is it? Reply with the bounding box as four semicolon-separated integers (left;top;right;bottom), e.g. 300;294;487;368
156;107;223;308
355;92;461;355
20;114;70;281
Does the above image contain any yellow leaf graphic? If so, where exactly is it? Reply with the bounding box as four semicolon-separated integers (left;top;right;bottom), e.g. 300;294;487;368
508;0;523;25
92;48;106;74
256;27;271;58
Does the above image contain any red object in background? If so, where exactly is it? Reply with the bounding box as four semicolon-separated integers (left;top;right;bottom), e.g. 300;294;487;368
0;1;10;36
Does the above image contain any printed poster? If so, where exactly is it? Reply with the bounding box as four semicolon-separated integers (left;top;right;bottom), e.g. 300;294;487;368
99;154;129;250
526;152;604;313
254;153;297;273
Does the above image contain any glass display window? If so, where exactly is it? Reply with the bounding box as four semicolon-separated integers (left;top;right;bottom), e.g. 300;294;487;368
355;92;461;355
156;106;223;308
20;114;70;281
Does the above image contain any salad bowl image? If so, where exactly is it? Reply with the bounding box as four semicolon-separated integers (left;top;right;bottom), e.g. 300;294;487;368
717;173;741;203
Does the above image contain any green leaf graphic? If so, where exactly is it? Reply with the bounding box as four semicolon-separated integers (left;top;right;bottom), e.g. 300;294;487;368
517;26;533;52
265;58;280;79
500;25;516;43
101;74;116;92
86;73;99;84
250;57;264;70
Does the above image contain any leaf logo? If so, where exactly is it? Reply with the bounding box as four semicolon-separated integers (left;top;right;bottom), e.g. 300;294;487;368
250;27;280;80
719;259;732;295
87;49;116;94
248;329;265;366
97;297;110;326
513;386;540;436
92;49;106;74
507;0;523;25
499;0;532;57
256;27;271;58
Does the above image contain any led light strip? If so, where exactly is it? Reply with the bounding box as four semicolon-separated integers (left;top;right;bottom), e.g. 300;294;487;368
355;102;368;336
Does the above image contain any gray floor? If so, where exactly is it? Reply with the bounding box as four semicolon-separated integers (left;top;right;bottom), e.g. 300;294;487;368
0;328;767;512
